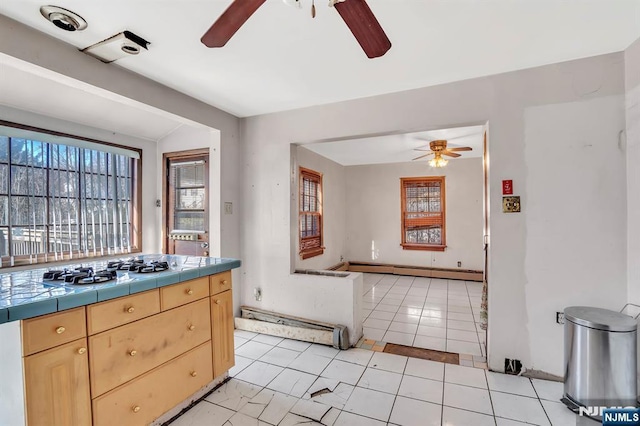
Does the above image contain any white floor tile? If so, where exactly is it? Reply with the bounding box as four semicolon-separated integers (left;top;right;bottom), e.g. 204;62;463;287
495;419;530;426
447;329;479;343
445;364;487;389
368;310;396;320
419;316;446;327
258;347;300;367
305;344;340;358
206;379;262;411
343;387;395;422
252;334;284;346
421;307;447;318
491;391;550;425
266;368;317;397
388;321;419;334
404;357;444;381
447;319;477;331
416;325;447;338
288;351;333;375
486;371;536;397
397;305;423;315
279;412;324;426
413;335;446;351
357;367;403;394
363;318;392;330
228;356;253;377
308;380;354;409
320;359;366;385
235;341;275;360
389;395;441;426
398;374;443;404
234;336;249;349
334;411;386;426
240;388;296;423
363;327;386;341
441;406;496;426
223;411;271;425
375;303;400;313
368;351;408;374
446;339;482;356
541;400;579;426
290;398;332;422
443;383;493;416
277;339;312;352
334;348;374;366
383;330;415;346
235;361;284;387
448;305;473;314
322;407;340;426
393;313;421;324
531;378;563;402
362;302;377;310
171;400;234;426
234;330;258;340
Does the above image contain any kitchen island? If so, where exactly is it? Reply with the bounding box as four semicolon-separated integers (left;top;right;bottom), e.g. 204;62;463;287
0;254;241;426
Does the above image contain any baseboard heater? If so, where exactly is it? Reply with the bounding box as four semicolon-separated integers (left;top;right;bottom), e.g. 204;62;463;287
329;261;483;282
235;306;350;350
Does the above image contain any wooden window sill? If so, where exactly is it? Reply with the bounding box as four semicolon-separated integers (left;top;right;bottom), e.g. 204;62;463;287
401;244;446;252
300;247;325;259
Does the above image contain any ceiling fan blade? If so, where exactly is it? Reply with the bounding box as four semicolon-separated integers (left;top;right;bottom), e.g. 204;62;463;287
413;148;431;152
201;0;266;48
334;0;392;58
412;153;434;161
442;151;461;158
448;147;473;152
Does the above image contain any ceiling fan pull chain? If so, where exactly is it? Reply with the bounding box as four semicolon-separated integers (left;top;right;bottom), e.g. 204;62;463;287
312;0;316;18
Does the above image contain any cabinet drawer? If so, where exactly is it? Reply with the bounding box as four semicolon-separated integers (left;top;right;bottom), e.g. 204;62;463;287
22;307;86;356
87;290;160;335
209;270;232;295
160;277;209;311
89;298;211;397
92;340;213;426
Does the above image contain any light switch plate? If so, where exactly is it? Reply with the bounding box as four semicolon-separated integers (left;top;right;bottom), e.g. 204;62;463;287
224;202;233;215
503;196;521;213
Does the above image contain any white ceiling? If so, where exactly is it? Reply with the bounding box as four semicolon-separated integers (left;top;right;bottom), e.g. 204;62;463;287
303;125;484;166
0;0;638;118
0;54;193;141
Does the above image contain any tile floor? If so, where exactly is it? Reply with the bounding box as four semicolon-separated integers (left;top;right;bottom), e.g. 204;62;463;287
361;273;486;357
170;330;588;426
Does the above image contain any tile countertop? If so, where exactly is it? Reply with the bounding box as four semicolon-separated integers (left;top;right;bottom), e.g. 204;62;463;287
0;254;241;324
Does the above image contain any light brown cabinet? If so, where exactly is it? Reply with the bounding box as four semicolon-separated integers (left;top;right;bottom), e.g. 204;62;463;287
211;285;235;376
24;338;92;426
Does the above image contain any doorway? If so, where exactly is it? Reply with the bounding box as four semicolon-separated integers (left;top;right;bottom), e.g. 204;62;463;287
163;149;209;256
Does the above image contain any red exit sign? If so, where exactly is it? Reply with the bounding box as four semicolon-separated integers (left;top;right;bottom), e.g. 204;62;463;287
502;180;513;195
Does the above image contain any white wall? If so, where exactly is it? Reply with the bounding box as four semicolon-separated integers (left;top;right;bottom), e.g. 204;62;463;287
344;158;484;271
0;321;24;426
240;52;627;375
294;146;347;271
524;95;627;375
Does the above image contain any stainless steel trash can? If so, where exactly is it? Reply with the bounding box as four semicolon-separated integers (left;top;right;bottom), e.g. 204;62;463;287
563;306;637;416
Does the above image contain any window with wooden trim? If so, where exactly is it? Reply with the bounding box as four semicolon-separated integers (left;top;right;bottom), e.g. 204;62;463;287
401;176;446;251
299;167;323;259
0;122;141;267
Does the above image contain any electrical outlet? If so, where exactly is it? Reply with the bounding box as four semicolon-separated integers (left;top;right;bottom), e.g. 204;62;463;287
504;358;523;375
502;196;521;213
556;312;565;324
224;202;233;215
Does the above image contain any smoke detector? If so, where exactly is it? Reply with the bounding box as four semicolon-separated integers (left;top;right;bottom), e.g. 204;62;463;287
40;5;87;32
82;31;150;63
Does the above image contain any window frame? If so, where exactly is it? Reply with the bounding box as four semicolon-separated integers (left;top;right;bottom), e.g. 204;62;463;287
298;167;324;260
0;120;142;267
400;176;446;252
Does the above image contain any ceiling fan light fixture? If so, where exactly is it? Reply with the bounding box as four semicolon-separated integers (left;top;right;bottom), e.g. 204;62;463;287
428;155;448;168
40;5;87;32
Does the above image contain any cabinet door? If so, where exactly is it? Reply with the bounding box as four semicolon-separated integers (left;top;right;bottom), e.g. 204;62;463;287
24;338;91;426
211;290;234;376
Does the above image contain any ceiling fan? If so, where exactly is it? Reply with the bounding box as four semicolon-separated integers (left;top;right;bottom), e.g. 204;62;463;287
200;0;392;58
412;140;473;168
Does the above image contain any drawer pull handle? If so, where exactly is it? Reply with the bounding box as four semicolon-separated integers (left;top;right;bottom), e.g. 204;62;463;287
132;406;141;413
126;306;135;313
129;350;137;357
190;371;197;377
56;326;66;334
188;324;196;331
215;299;221;305
187;289;194;295
221;280;228;286
77;347;87;355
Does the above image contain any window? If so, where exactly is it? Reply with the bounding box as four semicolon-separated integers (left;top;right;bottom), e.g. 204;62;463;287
0;123;141;266
299;167;323;259
400;176;446;251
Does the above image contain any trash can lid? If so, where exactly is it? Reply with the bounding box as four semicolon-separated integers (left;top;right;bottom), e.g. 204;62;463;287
564;306;637;332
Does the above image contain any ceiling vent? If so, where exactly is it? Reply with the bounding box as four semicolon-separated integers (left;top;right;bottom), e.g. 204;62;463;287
39;5;87;32
82;31;150;63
